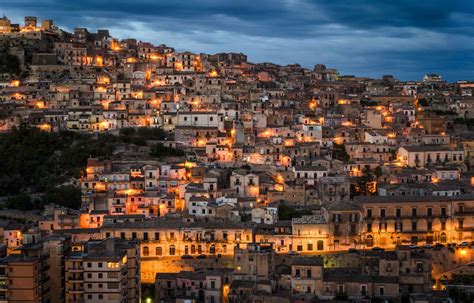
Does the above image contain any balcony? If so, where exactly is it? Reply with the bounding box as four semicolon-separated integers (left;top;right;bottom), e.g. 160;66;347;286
67;287;84;293
67;266;84;272
454;210;474;217
67;275;84;282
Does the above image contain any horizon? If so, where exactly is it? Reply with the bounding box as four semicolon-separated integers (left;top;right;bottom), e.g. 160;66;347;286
2;0;473;82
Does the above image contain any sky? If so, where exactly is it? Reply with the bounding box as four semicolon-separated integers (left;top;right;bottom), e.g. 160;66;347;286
2;0;473;82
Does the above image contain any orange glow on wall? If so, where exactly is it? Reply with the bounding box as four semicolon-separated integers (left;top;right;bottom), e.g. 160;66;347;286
341;121;353;127
38;124;51;131
174;62;183;71
96;56;103;66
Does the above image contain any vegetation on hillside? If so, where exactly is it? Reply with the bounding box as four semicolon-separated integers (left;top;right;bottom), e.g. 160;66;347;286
278;203;312;221
0;127;184;210
0;49;21;76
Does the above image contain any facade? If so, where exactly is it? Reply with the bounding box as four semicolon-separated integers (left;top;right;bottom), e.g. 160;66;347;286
65;238;141;303
1;14;473;303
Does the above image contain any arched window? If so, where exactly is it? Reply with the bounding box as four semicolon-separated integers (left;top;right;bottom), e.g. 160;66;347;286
198;245;202;254
143;246;149;256
210;245;215;254
191;245;196;254
169;245;176;256
184;245;189;255
156;246;162;256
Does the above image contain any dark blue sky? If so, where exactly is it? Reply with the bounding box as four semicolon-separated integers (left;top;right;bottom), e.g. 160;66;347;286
3;0;473;81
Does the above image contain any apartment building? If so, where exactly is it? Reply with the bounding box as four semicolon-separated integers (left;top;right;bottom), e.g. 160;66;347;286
356;194;474;247
398;146;464;167
65;238;140;303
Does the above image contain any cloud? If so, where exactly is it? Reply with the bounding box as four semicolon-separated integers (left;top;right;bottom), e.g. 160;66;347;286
1;0;473;81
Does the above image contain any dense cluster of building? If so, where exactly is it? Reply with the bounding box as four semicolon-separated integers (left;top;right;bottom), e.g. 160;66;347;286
1;16;474;303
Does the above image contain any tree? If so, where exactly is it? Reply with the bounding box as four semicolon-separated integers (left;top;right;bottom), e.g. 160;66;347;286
6;193;34;211
333;143;350;161
41;186;82;209
374;166;383;179
278;203;312;220
150;143;185;158
418;98;429;107
0;49;21;76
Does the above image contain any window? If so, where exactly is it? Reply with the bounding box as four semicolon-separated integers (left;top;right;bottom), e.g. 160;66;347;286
380;209;386;218
156;247;163;256
416;262;423;272
87;262;92;268
367;223;372;232
143;246;149;256
108;282;119;289
412;208;417;217
441;207;446;216
98;262;103;268
169;245;175;255
427;221;432;231
395;222;403;232
338;284;344;294
98;273;103;278
379;286;385;296
396;208;401;218
317;240;324;251
361;285;367;295
307;269;312;278
295;269;300;277
427;207;432;217
367;209;372;218
412;222;417;231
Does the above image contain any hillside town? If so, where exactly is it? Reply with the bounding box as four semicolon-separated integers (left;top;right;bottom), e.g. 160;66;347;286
0;16;474;303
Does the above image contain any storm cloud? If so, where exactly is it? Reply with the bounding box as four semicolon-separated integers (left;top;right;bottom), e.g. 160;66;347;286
2;0;473;81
